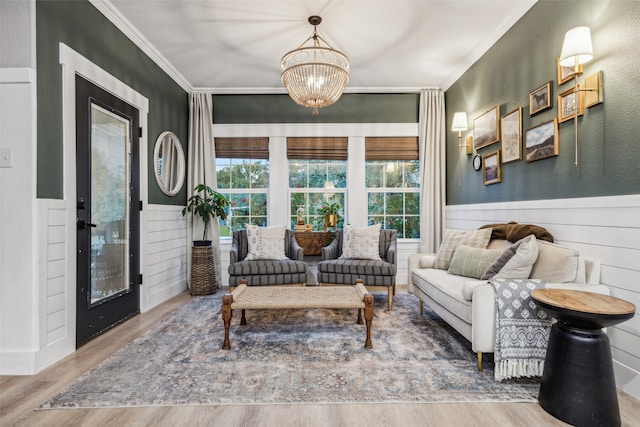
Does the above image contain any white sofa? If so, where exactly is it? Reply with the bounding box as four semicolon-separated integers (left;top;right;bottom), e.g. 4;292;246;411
407;225;610;371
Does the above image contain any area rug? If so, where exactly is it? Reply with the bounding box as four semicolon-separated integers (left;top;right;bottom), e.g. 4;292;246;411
40;291;540;409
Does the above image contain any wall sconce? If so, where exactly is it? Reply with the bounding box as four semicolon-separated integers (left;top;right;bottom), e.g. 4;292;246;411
451;112;468;186
451;112;471;154
560;26;603;166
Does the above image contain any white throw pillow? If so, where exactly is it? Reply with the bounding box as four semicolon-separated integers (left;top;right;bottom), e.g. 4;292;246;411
433;228;493;270
530;240;582;283
339;224;381;260
481;234;539;280
244;224;287;260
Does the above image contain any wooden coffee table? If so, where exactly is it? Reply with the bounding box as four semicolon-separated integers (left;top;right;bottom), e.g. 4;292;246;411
531;289;636;427
221;279;374;350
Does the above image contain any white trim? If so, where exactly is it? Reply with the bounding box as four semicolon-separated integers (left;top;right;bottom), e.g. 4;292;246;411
88;0;192;92
58;43;149;353
213;123;419;138
0;67;36;83
197;86;434;95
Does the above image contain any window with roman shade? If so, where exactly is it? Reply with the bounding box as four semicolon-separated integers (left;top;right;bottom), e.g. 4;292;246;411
365;137;420;238
287;137;347;230
215;137;270;235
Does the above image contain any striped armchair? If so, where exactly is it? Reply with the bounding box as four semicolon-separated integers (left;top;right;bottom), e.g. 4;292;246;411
228;229;308;287
317;229;397;310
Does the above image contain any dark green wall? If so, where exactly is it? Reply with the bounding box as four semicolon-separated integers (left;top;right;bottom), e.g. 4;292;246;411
213;93;419;124
445;0;640;204
36;0;189;205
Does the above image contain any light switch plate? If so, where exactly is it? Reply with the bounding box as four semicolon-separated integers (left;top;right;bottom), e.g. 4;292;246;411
0;148;12;168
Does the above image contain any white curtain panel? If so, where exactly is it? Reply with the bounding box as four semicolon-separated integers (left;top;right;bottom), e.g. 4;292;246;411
187;92;221;288
418;89;446;253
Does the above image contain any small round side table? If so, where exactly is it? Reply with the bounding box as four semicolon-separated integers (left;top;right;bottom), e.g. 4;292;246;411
531;289;635;427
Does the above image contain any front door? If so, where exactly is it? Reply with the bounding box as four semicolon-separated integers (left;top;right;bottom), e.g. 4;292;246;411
75;75;140;347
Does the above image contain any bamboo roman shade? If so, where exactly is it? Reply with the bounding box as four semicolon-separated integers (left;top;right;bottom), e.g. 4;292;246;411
287;137;348;160
365;137;419;160
214;137;269;159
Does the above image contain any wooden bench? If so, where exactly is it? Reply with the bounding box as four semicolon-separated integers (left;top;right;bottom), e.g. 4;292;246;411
222;279;374;349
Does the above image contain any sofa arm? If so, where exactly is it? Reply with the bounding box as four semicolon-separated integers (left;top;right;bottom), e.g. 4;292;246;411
471;282;497;353
385;240;397;267
229;243;239;265
407;253;435;294
321;237;341;260
290;238;304;261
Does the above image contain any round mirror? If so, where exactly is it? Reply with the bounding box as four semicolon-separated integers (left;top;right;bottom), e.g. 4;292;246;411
153;131;185;196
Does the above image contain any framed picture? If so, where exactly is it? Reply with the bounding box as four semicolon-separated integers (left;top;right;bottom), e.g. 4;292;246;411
473;105;500;150
482;150;502;185
525;119;558;162
529;82;552;115
557;56;583;85
500;107;522;163
558;85;584;123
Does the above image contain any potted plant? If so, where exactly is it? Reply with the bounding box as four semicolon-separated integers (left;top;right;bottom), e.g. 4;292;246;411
182;184;230;246
317;201;341;231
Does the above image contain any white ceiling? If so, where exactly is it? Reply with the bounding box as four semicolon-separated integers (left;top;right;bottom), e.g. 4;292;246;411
100;0;538;93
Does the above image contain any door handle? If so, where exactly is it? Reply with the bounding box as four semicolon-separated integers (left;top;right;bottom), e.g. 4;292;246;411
77;219;97;229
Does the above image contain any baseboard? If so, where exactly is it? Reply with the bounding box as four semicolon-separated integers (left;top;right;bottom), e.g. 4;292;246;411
1;337;74;375
614;360;640;400
142;280;187;313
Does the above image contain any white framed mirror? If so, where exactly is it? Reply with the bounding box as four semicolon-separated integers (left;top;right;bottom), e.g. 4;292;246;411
153;131;185;196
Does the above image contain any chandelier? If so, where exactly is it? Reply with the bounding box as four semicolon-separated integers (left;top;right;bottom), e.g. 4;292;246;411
281;16;350;115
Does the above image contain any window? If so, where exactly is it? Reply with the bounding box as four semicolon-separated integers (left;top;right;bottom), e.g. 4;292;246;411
215;138;269;237
365;137;420;238
288;137;347;230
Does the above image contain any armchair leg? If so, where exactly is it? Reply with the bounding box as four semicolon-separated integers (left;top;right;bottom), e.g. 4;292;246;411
419;300;423;316
477;352;483;371
387;286;393;311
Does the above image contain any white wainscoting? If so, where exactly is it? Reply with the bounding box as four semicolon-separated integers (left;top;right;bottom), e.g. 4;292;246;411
445;194;640;399
142;204;188;312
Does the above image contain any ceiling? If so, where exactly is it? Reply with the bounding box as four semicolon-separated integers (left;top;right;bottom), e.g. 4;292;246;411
102;0;538;93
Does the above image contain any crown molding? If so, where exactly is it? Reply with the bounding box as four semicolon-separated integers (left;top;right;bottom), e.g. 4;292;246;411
440;0;538;90
194;86;435;95
88;0;193;92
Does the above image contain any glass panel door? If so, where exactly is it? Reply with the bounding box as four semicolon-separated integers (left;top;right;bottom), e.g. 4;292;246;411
89;104;130;305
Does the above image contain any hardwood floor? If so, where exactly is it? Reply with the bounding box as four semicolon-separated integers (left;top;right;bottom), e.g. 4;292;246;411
2;289;639;427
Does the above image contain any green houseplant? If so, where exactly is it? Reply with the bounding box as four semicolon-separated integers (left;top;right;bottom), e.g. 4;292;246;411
317;201;341;231
182;184;230;246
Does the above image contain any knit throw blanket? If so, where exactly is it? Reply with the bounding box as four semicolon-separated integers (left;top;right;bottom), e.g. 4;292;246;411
491;278;551;381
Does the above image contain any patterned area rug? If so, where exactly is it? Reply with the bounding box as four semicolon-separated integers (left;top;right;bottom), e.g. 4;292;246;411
40;292;539;408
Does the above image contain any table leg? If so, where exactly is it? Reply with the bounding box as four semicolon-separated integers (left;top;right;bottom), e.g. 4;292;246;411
364;293;374;349
240;309;247;325
357;308;363;324
222;294;233;350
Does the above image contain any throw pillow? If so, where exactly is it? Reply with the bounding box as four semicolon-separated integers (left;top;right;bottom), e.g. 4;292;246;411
339;223;381;260
433;228;492;270
481;234;538;280
448;245;503;279
244;224;287;260
529;240;582;283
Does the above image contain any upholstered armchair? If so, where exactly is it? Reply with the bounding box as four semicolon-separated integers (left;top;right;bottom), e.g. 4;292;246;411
317;228;397;310
228;228;308;287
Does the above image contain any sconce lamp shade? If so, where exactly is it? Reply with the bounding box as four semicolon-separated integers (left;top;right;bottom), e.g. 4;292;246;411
451;112;468;132
560;26;593;66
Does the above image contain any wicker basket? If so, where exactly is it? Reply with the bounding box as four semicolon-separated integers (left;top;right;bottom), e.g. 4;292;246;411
190;246;216;295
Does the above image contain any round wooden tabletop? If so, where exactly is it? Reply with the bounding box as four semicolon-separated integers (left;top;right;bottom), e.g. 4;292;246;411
531;289;635;316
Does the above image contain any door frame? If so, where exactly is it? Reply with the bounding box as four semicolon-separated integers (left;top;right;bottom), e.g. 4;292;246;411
60;43;149;353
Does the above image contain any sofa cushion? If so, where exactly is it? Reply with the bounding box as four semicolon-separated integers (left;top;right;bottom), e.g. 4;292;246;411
228;258;308;276
318;258;394;276
530;240;583;283
340;223;382;260
244;224;287;260
434;228;493;270
448;245;502;279
412;268;478;323
481;234;539;280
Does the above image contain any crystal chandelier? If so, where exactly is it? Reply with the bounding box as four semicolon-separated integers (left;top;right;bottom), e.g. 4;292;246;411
281;16;350;115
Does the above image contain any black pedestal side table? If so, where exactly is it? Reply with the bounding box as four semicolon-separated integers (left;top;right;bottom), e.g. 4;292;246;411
531;289;635;427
